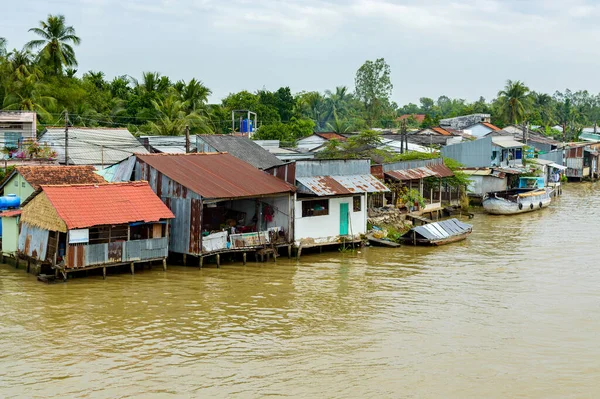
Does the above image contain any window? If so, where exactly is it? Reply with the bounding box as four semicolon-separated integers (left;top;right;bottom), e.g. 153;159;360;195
14;180;17;187
302;199;329;217
353;196;361;212
21;182;25;187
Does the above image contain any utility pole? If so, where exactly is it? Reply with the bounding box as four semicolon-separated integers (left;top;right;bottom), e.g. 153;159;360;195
65;110;69;166
100;145;104;168
185;125;190;153
522;120;528;145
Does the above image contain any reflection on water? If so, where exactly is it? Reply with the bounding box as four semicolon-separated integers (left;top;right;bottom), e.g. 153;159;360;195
1;183;599;398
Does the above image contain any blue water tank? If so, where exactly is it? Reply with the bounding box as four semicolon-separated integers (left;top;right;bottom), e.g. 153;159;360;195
0;194;20;210
241;119;253;133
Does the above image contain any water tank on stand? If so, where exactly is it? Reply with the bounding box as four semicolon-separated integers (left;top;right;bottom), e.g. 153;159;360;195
241;119;253;134
0;194;20;211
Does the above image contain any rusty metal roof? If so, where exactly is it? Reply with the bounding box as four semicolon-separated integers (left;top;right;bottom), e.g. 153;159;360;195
296;174;389;196
385;164;454;181
136;153;295;199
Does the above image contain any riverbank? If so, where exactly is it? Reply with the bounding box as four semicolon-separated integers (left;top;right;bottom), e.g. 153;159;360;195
1;182;599;398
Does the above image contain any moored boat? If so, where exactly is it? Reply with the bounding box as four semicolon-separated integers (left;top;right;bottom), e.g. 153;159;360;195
401;218;472;246
482;177;552;215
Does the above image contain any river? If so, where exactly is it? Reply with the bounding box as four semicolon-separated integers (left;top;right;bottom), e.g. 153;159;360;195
1;182;599;398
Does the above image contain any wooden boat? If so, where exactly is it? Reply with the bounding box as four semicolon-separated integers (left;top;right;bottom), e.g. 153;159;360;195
482;177;553;215
367;233;401;248
482;188;552;215
400;218;472;246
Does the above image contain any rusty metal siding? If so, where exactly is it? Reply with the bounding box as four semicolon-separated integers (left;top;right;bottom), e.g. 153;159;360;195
18;222;49;261
165;197;192;254
384;165;454;181
265;162;296;185
370;164;384;180
125;237;168;260
189;199;201;254
67;245;86;268
65;238;169;268
87;243;108;265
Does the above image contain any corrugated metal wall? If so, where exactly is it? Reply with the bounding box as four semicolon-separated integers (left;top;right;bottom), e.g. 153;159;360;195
66;238;169;269
538;149;564;165
441;137;493;167
18;222;49;261
382;157;444;172
295;159;371;177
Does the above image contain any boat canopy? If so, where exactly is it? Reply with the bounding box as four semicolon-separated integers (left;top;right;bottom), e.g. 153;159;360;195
402;218;472;241
518;177;545;189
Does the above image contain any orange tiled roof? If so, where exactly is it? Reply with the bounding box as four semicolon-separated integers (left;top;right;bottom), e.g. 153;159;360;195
432;127;452;136
397;114;426;123
40;182;174;229
315;132;347;141
481;122;501;131
16;165;106;190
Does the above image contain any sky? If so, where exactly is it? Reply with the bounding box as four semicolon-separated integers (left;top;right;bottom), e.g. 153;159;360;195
3;0;600;105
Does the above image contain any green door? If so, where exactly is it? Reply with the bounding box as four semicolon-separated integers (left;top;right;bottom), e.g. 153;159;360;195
339;203;349;236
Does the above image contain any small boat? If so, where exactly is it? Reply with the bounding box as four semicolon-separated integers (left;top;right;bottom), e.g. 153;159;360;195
401;218;472;246
482;177;552;215
367;233;401;248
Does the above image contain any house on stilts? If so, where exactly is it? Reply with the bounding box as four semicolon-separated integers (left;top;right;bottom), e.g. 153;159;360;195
135;153;296;266
17;182;174;278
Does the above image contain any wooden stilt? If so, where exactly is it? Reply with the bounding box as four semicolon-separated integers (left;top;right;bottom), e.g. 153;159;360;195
296;247;302;260
183;254;187;266
243;252;247;265
26;259;30;273
103;266;106;280
287;245;292;259
319;246;323;253
216;254;220;268
130;262;135;275
162;258;167;271
199;256;203;269
266;253;270;262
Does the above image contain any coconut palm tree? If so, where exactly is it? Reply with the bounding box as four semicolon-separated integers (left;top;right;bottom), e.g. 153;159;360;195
147;95;212;136
0;37;7;57
3;73;55;120
26;14;81;75
497;80;532;125
173;78;211;112
326;110;351;133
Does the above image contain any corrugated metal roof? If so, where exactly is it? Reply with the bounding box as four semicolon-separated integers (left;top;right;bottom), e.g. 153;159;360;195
296;174;389;196
384;164;454;181
403;218;472;240
139;135;196;153
137;153;295;199
40;182;174;229
39;128;149;166
95;156;136;182
492;137;524;148
196;135;283;170
432;127;452;136
461;168;493;176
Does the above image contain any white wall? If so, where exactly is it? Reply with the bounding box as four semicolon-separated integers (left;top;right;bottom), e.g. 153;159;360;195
296;135;326;151
294;194;367;246
467;175;507;196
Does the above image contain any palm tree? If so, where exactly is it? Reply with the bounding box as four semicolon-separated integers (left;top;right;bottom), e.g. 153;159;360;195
131;72;170;96
173;78;211;112
532;92;556;129
26;14;81;75
147;95;212;136
0;37;7;57
3;73;55;120
5;48;42;80
497;80;532;125
326;110;351;133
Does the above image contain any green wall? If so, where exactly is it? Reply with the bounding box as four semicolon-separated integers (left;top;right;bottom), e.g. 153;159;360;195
1;216;19;255
4;174;34;202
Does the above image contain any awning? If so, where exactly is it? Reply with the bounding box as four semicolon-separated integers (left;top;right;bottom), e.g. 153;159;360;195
492;138;523;148
384;164;454;181
296;174;389;196
549;162;567;170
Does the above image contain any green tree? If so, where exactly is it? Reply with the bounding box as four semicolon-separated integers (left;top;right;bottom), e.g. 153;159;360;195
497;79;532;125
253;117;314;141
173;78;211;112
146;95;212;136
326;110;351;133
354;58;393;127
0;37;7;57
26;14;81;75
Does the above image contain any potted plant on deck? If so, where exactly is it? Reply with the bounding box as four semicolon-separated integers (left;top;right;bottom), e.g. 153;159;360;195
400;188;426;212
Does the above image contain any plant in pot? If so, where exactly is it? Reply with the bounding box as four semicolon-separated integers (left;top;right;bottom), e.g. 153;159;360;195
401;188;426;212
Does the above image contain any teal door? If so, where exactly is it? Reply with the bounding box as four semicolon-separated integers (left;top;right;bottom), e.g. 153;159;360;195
339;203;349;235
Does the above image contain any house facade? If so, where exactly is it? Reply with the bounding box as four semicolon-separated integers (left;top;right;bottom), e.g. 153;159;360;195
17;182;174;277
0;111;36;150
463;122;501;138
442;136;524;168
291;159;389;251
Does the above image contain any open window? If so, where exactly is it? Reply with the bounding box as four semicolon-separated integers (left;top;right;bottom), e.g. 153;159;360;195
302;199;329;217
353;196;362;212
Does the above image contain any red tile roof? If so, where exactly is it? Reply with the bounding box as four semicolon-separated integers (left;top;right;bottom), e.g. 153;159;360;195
314;132;347;141
136;153;295;199
482;122;501;131
432;127;452;136
397;114;426;123
41;182;174;229
0;210;21;217
0;165;106;192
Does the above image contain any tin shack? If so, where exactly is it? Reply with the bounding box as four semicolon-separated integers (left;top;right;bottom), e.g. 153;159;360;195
18;182;174;278
135;153;296;265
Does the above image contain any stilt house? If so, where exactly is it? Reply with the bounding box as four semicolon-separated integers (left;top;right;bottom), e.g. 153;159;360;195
135;153;296;264
18;182;174;276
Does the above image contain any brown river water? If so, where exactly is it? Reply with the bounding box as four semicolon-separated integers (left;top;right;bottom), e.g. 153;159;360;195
1;182;599;398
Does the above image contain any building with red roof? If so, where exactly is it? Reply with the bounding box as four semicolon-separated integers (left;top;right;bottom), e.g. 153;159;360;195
135;153;296;263
18;182;174;277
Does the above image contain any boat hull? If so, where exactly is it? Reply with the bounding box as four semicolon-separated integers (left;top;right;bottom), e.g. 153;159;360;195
483;189;552;215
403;231;471;246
